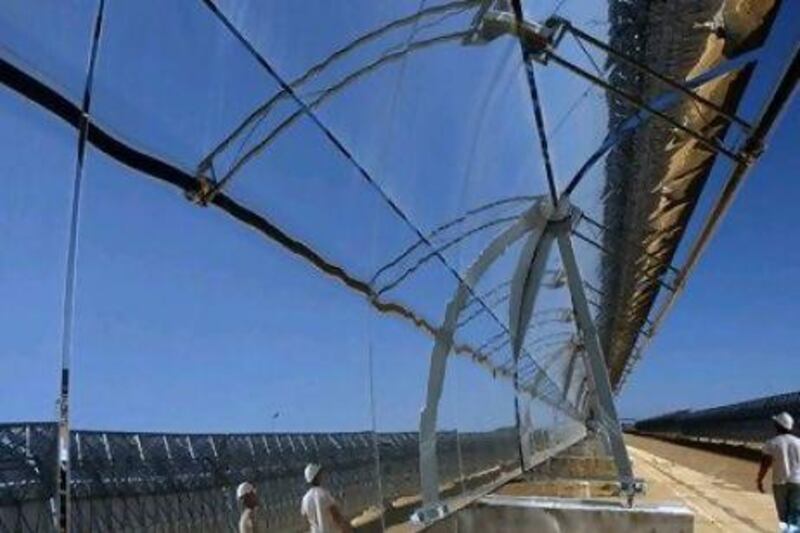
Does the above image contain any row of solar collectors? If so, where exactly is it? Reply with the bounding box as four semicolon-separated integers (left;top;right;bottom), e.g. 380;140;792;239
633;391;800;444
0;423;583;531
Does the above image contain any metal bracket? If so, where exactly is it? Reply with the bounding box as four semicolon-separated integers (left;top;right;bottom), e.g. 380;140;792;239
477;8;566;63
473;8;749;166
410;502;449;525
185;171;218;206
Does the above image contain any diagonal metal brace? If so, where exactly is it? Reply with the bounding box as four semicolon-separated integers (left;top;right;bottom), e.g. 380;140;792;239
475;8;748;166
552;201;640;502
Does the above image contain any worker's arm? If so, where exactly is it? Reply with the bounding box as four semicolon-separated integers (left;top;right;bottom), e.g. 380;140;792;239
757;454;772;493
329;504;352;533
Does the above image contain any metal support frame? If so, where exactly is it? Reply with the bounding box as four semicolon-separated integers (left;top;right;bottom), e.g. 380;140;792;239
416;198;639;520
57;3;106;531
561;347;580;404
553;204;637;500
478;8;748;167
545;51;744;163
559;19;752;130
415;201;553;521
616;45;799;391
5;424;538;532
646;45;799;340
0;3;787;529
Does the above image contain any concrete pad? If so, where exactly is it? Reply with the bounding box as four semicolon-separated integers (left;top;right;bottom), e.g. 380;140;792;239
426;494;693;532
497;478;619;499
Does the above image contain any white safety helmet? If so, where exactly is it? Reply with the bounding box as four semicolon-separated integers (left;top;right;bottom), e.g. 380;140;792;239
236;482;256;499
304;463;322;484
773;412;794;431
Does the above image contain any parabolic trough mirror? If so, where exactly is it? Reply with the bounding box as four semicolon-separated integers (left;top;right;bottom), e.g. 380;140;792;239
0;0;796;531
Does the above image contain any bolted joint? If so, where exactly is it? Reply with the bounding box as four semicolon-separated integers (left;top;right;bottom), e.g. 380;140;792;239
185;175;218;206
620;478;646;507
740;137;765;165
475;8;566;62
548;197;581;231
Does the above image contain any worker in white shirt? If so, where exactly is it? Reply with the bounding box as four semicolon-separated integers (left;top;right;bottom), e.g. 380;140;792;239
758;412;800;527
236;482;262;533
301;463;351;533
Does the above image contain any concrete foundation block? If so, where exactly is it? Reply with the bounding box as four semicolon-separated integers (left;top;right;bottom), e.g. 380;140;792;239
428;495;693;532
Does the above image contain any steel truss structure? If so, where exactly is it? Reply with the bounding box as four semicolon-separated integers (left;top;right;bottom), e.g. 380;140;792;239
413;0;795;516
0;0;795;530
415;198;638;520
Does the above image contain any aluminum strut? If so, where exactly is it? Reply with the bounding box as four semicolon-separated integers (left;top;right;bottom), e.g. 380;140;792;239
553;203;639;502
475;9;748;169
560;19;752;130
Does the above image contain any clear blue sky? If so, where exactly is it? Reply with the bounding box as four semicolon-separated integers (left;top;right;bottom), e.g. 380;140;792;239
0;1;796;434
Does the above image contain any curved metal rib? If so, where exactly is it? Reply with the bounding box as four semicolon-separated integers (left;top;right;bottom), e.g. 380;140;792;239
210;30;472;190
200;0;485;168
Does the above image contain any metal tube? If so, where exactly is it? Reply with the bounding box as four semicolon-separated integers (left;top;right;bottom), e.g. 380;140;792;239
546;52;745;164
564;22;752;129
560;49;759;196
561;349;580;403
579;213;681;276
199;0;482;168
556;214;636;495
572;229;676;293
58;2;106;530
509;225;556;361
646;45;799;339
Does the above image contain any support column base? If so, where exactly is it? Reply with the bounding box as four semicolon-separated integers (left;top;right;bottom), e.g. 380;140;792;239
411;502;450;525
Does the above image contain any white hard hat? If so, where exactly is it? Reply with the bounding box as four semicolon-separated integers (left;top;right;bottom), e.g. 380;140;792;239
773;412;794;431
304;463;322;484
236;482;256;499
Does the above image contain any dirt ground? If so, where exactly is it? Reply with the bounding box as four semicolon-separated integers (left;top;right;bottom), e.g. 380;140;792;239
626;434;777;532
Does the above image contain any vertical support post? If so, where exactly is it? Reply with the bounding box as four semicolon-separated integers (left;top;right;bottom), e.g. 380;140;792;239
509;230;555;360
554;209;636;498
57;369;70;533
516;392;536;470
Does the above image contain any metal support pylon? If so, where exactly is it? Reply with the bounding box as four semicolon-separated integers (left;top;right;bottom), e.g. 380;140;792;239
415;198;640;522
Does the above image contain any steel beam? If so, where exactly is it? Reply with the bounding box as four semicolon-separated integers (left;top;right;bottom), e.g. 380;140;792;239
509;227;556;362
562;20;752;130
546;51;744;164
561;348;580;404
554;207;636;498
